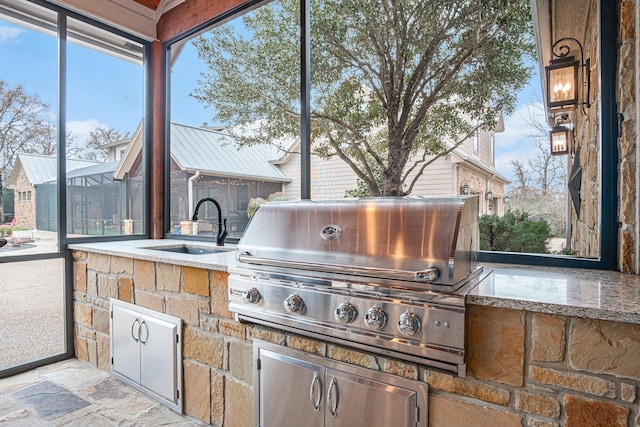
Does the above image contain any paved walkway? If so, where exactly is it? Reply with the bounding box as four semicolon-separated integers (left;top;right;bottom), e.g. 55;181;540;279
1;231;71;367
0;359;206;426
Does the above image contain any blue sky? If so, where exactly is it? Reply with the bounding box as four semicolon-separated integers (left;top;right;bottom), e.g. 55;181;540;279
0;18;144;151
1;16;544;184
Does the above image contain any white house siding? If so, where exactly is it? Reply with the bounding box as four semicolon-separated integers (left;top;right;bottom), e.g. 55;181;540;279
280;152;301;199
280;152;359;200
281;150;462;199
404;156;456;196
476;130;494;167
279;127;502;205
310;155;359;200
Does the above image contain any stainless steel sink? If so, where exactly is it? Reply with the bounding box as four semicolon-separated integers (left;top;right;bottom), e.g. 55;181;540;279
142;244;235;255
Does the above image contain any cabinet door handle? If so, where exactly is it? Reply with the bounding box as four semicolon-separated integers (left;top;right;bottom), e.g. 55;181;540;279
309;371;322;411
327;377;339;417
139;320;149;344
131;318;140;342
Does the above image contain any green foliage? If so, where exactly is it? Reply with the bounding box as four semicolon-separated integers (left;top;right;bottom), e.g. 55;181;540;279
190;0;534;196
479;210;552;254
247;192;289;218
0;226;13;237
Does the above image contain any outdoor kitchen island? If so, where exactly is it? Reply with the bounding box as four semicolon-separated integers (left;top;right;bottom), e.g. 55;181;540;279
69;239;640;427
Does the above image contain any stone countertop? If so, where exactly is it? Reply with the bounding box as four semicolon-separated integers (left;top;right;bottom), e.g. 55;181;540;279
469;264;640;324
69;240;640;325
68;239;238;272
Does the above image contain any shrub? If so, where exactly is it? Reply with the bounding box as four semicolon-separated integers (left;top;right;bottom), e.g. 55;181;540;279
247;192;289;219
479;210;552;254
0;226;13;238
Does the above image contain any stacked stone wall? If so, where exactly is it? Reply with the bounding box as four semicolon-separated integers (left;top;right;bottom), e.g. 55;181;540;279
73;252;640;426
11;165;36;229
619;0;637;272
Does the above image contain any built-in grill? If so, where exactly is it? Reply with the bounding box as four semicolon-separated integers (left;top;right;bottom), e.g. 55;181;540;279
228;197;491;376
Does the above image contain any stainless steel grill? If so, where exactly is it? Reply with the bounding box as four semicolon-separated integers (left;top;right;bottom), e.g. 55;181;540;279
228;197;491;375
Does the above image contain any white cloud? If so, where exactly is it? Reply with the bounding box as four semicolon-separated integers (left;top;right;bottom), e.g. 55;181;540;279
496;102;547;147
0;26;24;44
494;102;549;181
67;119;107;147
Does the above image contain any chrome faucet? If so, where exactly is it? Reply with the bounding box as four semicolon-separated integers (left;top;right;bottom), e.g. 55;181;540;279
192;197;228;246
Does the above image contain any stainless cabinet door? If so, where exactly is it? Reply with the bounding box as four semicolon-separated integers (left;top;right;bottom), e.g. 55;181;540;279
324;368;418;427
258;349;325;427
139;314;179;404
111;304;141;383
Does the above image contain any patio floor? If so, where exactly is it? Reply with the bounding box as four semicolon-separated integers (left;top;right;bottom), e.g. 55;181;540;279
0;358;206;426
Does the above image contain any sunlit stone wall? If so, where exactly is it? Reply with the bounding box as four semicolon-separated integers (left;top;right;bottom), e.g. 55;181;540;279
618;0;637;273
73;252;640;426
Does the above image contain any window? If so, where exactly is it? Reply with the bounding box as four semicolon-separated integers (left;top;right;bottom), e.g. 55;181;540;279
490;135;495;166
65;17;146;238
0;0;148;240
163;0;617;269
166;0;298;240
473;130;480;154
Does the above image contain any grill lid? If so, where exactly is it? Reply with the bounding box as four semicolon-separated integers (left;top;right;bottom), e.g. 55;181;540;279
237;196;480;286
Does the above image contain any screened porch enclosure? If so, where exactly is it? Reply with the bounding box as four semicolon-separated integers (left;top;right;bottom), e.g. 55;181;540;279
36;164;143;236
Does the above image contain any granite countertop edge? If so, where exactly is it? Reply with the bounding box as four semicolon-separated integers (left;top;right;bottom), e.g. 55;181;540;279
69;240;640;325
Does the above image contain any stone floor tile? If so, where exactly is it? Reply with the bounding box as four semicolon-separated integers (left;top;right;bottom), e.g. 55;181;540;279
42;361;111;393
0;396;32;424
12;381;91;421
0;359;205;426
121;403;208;426
0;370;42;396
51;408;121;427
83;377;159;416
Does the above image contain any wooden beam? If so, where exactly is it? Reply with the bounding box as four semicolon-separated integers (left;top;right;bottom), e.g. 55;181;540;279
157;0;247;42
133;0;162;10
150;40;165;238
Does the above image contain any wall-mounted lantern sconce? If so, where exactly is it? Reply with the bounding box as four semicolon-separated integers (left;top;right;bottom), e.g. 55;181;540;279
486;190;493;201
460;183;470;195
545;37;591;114
550;126;570;156
504;195;510;204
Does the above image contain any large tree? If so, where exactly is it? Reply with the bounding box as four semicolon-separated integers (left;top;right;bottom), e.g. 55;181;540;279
191;0;533;196
84;126;129;161
0;80;51;220
507;104;568;236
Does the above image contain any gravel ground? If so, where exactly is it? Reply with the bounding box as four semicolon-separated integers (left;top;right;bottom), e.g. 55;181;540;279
0;231;66;368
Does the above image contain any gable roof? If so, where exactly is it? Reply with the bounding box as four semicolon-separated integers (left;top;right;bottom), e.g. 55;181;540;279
115;123;291;182
8;153;103;187
170;124;290;182
65;161;119;181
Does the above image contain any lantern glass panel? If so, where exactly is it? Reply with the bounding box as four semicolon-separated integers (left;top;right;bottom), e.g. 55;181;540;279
547;60;578;108
550;128;569;155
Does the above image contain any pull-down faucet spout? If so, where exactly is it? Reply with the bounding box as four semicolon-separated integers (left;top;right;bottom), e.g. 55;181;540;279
192;197;228;246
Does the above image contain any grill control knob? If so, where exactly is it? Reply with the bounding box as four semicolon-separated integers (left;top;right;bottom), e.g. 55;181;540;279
334;302;357;323
364;306;387;330
397;312;422;336
284;293;305;313
242;287;261;304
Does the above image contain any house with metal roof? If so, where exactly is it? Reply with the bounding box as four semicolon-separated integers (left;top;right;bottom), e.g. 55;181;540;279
275;119;509;215
7;153;108;230
116;123;291;237
7;124;292;237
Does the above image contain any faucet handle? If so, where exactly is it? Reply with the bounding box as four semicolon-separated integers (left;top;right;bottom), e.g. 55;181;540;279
218;218;228;246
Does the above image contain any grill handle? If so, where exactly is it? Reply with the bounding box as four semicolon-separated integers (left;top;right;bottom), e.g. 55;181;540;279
237;253;442;283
